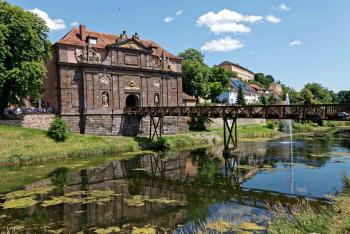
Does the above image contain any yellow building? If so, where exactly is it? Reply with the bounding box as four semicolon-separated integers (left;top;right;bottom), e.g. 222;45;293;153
218;61;254;81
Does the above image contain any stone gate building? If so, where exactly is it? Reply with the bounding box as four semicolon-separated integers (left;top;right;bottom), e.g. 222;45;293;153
44;25;192;135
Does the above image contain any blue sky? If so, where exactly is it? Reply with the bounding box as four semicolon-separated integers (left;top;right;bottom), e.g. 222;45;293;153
7;0;350;91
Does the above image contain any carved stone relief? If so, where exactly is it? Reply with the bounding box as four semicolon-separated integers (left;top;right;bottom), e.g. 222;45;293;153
100;74;110;85
75;47;101;63
125;80;139;90
153;80;160;88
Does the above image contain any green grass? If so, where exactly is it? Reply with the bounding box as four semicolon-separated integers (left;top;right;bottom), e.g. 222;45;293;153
269;176;350;234
0;125;141;164
0;124;280;164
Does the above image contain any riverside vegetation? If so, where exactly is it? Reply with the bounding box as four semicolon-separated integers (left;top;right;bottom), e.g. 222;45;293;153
268;175;350;234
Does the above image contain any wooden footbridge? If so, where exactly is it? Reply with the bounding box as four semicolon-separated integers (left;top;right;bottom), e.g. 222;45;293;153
125;104;350;151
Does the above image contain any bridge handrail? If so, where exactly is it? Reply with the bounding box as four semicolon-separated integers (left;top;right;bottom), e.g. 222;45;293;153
123;104;350;121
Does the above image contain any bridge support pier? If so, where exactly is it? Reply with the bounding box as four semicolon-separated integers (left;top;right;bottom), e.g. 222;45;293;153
149;116;163;141
223;117;239;154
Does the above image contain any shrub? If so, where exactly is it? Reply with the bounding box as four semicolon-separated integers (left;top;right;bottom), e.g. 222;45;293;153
267;120;278;130
189;117;212;131
47;117;68;142
151;137;170;151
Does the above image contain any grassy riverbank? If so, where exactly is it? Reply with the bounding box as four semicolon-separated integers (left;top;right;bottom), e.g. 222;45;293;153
269;177;350;234
0;124;281;165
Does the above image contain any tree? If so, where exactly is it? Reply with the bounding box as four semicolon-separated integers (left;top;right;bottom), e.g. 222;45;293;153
207;66;234;101
0;2;51;113
178;48;204;63
181;60;210;99
178;49;210;99
260;96;267;105
301;83;336;104
281;84;303;104
338;90;350;104
254;73;275;89
236;85;246;105
268;93;277;104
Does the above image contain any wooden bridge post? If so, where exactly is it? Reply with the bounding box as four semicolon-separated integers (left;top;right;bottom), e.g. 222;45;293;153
223;117;238;153
149;116;163;141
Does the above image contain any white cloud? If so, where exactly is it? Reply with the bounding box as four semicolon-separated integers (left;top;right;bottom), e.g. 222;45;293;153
279;4;291;11
71;22;79;27
200;36;244;52
266;15;282;24
290;40;302;46
29;8;66;31
209;22;251;34
164;16;174;23
176;10;183;16
197;9;263;34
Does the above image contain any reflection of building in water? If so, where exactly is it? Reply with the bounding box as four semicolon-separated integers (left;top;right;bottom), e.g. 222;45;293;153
4;147;329;232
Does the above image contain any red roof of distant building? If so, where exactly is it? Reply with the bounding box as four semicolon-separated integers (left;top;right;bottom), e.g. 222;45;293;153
182;93;197;101
249;84;263;91
56;27;181;60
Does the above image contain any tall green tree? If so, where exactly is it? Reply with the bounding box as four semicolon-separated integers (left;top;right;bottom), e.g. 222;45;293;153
338;90;350;104
0;2;51;113
236;85;246;105
178;48;205;63
181;60;210;99
301;83;336;104
207;66;234;101
178;49;209;99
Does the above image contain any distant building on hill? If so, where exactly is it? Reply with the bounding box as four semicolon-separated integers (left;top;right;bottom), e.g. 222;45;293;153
218;61;254;81
217;79;260;105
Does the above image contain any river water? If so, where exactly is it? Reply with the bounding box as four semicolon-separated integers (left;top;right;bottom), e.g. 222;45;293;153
0;130;350;233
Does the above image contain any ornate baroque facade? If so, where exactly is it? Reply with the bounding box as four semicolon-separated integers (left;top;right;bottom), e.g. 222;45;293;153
44;25;187;135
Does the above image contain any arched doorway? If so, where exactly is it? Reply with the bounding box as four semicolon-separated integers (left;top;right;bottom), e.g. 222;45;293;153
126;94;140;108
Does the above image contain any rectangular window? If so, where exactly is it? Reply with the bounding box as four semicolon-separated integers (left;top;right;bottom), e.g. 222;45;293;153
88;37;97;45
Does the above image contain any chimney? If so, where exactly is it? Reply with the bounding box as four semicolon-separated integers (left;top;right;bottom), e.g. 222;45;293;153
79;25;86;41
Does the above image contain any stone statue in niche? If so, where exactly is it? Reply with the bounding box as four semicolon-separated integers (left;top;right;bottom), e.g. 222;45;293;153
75;47;101;63
102;92;109;107
154;93;160;107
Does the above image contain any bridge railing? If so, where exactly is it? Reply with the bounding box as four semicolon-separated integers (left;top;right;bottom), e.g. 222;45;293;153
124;104;350;121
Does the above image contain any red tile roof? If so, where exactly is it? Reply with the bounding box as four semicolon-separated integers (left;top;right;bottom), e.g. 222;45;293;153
182;93;197;101
56;27;181;60
249;84;263;91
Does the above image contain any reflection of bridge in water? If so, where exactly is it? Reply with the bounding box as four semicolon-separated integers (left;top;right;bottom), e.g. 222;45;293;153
125;104;350;151
135;153;330;210
8;148;331;233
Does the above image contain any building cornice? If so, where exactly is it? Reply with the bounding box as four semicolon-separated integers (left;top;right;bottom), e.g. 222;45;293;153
56;62;182;76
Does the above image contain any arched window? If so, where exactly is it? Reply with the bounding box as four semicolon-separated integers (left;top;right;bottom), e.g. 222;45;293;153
154;93;160;107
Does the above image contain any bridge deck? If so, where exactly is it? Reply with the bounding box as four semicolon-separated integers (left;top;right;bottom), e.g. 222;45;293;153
124;104;350;120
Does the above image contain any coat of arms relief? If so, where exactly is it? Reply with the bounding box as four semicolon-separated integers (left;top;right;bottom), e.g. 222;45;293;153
125;80;140;90
75;47;101;63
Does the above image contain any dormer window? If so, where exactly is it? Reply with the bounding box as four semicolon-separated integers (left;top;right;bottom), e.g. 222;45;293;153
88;37;97;45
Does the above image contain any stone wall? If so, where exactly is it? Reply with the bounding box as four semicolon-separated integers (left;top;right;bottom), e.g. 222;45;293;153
61;114;189;136
210;118;266;129
0;114;55;130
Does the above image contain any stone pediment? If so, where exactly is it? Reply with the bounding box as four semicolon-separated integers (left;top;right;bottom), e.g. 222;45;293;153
109;38;152;53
